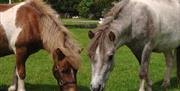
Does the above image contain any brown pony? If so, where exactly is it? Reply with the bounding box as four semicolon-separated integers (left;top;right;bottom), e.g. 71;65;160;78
0;0;80;91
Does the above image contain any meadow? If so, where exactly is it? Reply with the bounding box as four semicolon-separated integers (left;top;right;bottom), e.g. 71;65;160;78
0;18;180;91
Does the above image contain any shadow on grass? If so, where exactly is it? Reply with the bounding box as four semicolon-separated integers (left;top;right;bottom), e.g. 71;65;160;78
0;83;89;91
153;77;180;91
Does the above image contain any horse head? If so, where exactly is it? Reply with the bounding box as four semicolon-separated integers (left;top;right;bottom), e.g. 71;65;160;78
88;30;116;91
53;48;78;91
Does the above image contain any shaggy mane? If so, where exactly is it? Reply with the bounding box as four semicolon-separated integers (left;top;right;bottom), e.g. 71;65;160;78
89;0;129;57
27;0;81;69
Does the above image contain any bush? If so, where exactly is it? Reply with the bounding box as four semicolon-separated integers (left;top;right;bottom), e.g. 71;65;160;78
78;0;93;18
47;0;81;17
78;0;119;19
2;0;119;19
0;0;8;3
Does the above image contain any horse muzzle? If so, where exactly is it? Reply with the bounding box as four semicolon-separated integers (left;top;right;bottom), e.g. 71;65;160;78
90;84;104;91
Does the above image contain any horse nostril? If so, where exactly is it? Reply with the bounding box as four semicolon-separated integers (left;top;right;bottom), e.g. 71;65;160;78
90;84;103;91
97;85;102;91
90;84;92;90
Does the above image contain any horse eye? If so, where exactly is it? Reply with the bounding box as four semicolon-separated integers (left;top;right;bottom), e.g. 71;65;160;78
108;55;113;61
62;69;70;73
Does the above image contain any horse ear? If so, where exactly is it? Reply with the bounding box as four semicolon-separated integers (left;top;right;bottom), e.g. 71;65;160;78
88;31;95;39
56;48;66;61
109;31;116;41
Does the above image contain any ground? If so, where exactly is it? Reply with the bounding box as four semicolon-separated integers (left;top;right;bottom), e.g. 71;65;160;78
0;18;180;91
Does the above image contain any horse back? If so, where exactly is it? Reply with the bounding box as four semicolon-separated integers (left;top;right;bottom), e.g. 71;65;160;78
0;4;16;56
12;2;43;53
0;1;42;55
130;0;180;51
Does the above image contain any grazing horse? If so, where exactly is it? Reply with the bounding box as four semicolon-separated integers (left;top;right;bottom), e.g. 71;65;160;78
88;0;180;91
0;0;81;91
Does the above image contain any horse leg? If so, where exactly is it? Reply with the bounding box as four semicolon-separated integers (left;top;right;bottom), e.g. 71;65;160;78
15;47;28;91
8;66;18;91
139;43;153;91
176;46;180;81
161;51;173;88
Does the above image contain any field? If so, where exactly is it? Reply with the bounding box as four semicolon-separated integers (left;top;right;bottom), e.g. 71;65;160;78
0;18;180;91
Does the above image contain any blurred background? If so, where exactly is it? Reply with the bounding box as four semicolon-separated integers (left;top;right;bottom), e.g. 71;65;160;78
0;0;119;19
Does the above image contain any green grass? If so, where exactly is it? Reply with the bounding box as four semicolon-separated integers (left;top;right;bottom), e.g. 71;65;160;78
0;18;180;91
62;18;98;29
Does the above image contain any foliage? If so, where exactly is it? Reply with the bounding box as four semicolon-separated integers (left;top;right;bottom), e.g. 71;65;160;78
90;0;119;18
1;0;119;18
78;0;93;18
0;0;23;3
13;0;23;2
0;0;8;3
78;0;119;19
46;0;81;17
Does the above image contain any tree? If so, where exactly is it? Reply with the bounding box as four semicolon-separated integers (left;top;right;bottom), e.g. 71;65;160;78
0;0;119;19
0;0;24;3
91;0;119;18
78;0;93;18
11;0;24;3
0;0;8;3
47;0;81;17
78;0;119;19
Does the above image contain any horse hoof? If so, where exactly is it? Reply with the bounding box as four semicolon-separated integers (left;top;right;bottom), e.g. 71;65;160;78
17;89;26;91
147;88;152;91
8;85;16;91
161;81;170;88
139;88;145;91
139;89;145;91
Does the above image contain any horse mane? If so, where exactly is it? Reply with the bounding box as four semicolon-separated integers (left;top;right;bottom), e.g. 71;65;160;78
93;0;129;34
27;0;80;69
100;0;129;29
89;0;129;56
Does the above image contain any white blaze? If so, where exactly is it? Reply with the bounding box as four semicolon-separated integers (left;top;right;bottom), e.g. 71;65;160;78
91;46;102;88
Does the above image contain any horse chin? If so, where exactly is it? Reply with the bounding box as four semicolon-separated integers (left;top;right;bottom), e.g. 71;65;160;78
60;84;77;91
90;81;104;91
90;85;104;91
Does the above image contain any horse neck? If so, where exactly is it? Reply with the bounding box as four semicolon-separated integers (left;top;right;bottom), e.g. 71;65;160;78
111;14;132;49
39;18;59;52
101;0;132;49
41;29;65;54
40;18;77;56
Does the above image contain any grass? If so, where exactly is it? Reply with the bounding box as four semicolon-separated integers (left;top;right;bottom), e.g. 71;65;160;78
62;18;98;29
0;18;180;91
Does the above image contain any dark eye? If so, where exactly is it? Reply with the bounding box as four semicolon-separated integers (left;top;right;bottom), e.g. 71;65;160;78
62;69;71;74
108;55;113;61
